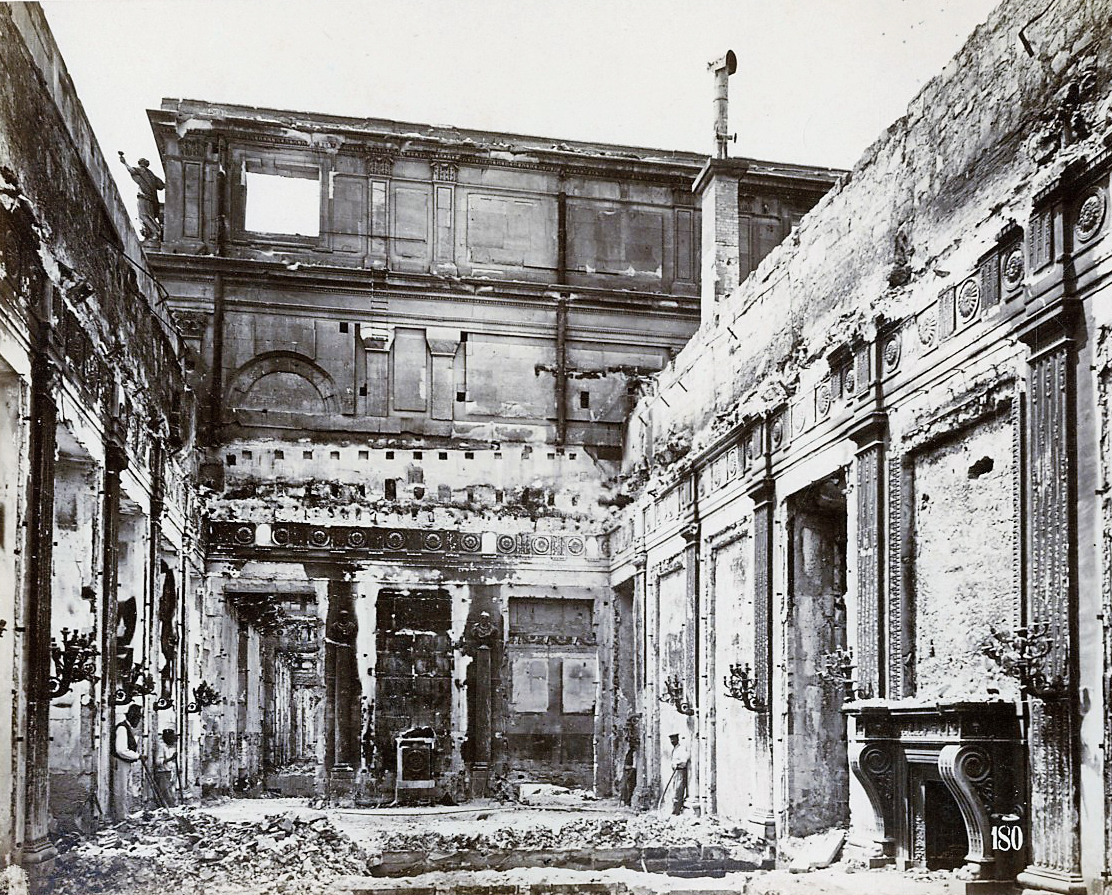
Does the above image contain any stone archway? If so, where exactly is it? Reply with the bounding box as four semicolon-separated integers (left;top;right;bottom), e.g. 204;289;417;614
226;351;340;415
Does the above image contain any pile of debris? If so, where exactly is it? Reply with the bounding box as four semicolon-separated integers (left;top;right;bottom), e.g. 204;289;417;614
379;812;756;853
47;809;371;895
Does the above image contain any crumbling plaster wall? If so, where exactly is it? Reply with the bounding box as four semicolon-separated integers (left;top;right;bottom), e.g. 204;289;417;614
625;0;1112;474
912;411;1020;699
47;455;101;825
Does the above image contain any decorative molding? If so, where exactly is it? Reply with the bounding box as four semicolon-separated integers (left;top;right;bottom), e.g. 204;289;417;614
365;153;396;176
956;277;980;322
432;160;459;182
1074;188;1106;243
651;550;686;580
848;742;895;857
887;452;906;698
173;309;208;339
208;521;590;562
902;376;1016;454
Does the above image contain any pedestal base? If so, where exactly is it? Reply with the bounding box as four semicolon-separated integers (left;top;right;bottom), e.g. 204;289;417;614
1016;865;1087;895
745;808;776;841
21;836;57;893
470;761;489;799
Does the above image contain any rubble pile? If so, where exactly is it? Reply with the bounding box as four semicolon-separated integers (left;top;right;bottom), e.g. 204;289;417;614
379;813;756;853
47;809;371;895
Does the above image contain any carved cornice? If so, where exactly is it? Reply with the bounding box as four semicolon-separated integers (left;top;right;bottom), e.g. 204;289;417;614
651;550;685;579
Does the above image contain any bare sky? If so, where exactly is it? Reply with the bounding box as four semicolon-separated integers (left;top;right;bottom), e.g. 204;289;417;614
41;0;1002;225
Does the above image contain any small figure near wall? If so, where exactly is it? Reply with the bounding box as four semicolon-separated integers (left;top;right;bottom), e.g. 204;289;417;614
112;704;143;818
118;152;165;241
665;731;690;815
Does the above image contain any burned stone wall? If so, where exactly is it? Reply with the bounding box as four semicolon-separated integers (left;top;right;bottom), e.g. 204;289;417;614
610;0;1112;886
627;0;1112;461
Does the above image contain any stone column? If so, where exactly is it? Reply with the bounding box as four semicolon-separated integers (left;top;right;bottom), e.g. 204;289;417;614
463;610;499;799
1015;304;1085;895
746;476;776;839
100;421;127;821
681;517;700;813
630;550;651;809
21;351;58;879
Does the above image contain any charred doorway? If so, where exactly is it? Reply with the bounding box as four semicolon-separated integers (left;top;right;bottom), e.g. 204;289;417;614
373;589;452;785
784;471;850;836
505;597;597;787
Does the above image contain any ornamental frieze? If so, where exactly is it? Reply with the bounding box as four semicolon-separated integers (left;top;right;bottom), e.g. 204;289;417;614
207;520;593;561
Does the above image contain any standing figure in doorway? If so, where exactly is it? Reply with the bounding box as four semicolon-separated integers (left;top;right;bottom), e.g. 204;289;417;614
112;704;143;818
668;731;690;815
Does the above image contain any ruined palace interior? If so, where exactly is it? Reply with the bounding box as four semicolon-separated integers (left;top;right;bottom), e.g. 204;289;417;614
2;1;1112;893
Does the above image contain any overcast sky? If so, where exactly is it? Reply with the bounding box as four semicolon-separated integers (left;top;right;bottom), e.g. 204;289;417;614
42;0;1001;225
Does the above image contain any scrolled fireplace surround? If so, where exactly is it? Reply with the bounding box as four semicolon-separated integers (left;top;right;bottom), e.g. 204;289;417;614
845;701;1025;882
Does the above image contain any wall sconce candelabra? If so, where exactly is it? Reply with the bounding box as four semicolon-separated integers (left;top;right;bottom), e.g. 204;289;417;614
49;628;99;699
818;647;872;702
111;663;155;706
980;624;1066;701
185;681;221;714
723;662;768;712
659;674;695;716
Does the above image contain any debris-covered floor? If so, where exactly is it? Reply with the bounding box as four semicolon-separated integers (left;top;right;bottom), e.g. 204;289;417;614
36;796;984;895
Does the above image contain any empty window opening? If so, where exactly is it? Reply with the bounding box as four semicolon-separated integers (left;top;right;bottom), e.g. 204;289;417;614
413;452;423;460
226;454;237;466
359;384;368;396
494;452;503;460
384;479;397;500
580;391;590;408
495;489;504;503
242;450;252;460
274;449;284;460
547;452;556;460
358;450;369;460
968;456;994;478
438;451;448;460
456;391;467;402
464;451;474;460
339;321;349;333
330;450;340;460
385;451;395;460
244;167;320;237
303;450;313;460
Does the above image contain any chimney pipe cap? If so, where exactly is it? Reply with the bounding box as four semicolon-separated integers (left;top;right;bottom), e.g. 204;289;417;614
708;50;737;75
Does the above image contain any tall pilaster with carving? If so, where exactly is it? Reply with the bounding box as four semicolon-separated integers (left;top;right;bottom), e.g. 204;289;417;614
21;314;58;877
746;473;776;838
850;410;886;700
99;418;127;820
1014;178;1085;895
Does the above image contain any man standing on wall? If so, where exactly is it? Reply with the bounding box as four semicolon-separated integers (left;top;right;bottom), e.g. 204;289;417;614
112;704;143;818
668;731;690;815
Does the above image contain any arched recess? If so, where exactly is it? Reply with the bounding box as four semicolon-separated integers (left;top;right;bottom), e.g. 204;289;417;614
226;351;340;415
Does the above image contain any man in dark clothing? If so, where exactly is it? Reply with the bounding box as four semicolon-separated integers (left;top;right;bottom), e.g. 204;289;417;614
112;704;142;818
